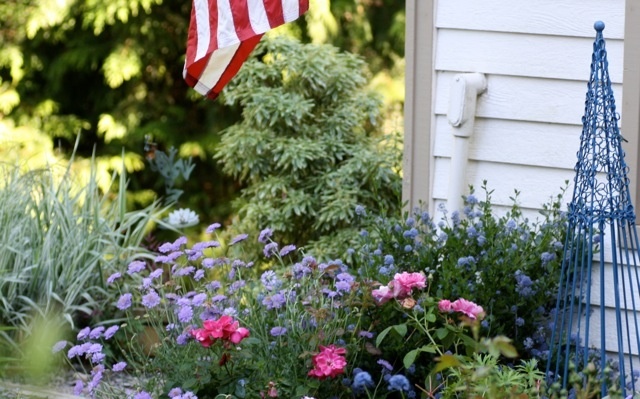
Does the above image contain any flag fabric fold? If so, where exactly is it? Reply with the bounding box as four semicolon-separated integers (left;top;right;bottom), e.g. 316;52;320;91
184;0;309;100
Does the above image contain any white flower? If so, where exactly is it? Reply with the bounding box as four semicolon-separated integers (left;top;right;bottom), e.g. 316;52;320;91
167;208;199;228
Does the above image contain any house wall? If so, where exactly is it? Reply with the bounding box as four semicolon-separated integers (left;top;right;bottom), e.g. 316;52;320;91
421;0;636;365
430;0;624;216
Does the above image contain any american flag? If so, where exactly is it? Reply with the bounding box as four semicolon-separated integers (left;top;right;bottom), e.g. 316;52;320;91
183;0;309;100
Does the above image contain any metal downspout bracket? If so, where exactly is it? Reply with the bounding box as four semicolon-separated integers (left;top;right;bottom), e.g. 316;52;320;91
547;21;640;397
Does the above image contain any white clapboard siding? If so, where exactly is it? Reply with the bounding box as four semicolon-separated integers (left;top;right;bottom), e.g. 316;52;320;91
433;116;582;170
436;0;624;39
430;0;632;365
580;305;640;355
432;158;573;209
433;72;624;125
435;30;624;83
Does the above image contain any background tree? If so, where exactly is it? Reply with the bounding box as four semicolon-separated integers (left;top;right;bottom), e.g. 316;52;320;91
0;0;406;224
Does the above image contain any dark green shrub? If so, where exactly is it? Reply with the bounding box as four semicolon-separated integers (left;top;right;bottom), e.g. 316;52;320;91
214;36;402;259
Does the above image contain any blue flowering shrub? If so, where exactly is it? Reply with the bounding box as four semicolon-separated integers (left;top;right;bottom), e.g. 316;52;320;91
353;183;568;363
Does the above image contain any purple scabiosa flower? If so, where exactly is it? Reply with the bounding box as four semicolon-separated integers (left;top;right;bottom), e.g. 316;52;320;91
222;307;237;317
321;288;338;298
186;250;203;261
384;255;394;265
358;331;374;339
270;326;287;337
73;380;84;395
106;272;121;285
104;325;119;340
229;279;246;294
127;260;146;275
211;294;226;302
279;244;296;257
87;343;102;354
176;333;190;345
89;326;105;339
229;233;248;245
258;228;273;243
116;293;132;310
192;293;207;307
180;392;198;399
174;266;195;277
193;269;205;281
262;293;286;310
378;359;393;372
292;263;311;279
169;388;183;398
178;306;193;323
335;280;352;293
77;327;91;340
134;392;153;399
516;317;525;327
261;270;281;291
91;352;105;363
206;222;221;234
52;340;67;354
159;236;188;253
263;242;278;258
141;290;161;308
192;240;220;251
112;361;127;372
140;277;153;290
149;269;163;279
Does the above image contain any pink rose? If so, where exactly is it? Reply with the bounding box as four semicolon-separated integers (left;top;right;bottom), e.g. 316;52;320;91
230;327;250;344
372;285;394;304
308;345;347;379
190;328;214;348
392;272;427;298
451;298;484;320
438;299;453;313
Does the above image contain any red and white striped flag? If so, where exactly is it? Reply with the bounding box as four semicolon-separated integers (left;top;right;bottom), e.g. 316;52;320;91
184;0;309;100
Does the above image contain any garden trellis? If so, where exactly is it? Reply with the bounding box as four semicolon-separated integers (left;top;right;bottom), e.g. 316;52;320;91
547;21;640;396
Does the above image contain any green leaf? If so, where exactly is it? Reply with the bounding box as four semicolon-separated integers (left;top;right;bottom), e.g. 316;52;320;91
403;345;437;369
432;354;462;374
393;323;407;338
376;325;393;347
435;327;449;340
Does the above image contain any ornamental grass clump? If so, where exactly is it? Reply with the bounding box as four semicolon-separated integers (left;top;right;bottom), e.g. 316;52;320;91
0;157;162;377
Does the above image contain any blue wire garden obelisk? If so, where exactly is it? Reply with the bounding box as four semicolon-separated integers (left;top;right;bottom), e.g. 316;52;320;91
547;21;640;396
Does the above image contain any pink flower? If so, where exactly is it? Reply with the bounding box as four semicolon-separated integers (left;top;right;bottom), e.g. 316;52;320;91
371;285;394;304
308;345;347;379
392;272;427;298
451;298;484;320
438;299;453;313
192;316;250;347
190;328;215;348
230;327;250;344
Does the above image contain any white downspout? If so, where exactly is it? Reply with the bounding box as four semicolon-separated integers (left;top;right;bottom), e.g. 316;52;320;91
447;73;487;213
